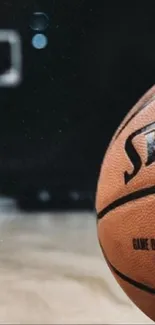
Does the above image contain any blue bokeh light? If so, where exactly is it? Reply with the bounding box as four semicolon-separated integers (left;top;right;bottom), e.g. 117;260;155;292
32;33;48;49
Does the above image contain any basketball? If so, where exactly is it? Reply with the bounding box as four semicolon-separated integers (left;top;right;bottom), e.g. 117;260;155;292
96;85;155;321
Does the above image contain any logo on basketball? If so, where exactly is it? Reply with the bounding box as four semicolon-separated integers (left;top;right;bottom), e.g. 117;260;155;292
124;121;155;184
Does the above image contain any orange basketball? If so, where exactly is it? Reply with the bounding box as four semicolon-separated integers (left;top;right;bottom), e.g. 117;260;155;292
96;85;155;321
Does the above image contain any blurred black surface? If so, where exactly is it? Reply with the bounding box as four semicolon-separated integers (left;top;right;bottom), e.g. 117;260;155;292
0;1;155;210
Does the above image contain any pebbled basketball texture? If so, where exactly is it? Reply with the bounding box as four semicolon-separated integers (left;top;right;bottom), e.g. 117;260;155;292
96;85;155;321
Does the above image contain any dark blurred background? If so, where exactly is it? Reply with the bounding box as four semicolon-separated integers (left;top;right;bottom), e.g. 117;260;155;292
0;0;154;211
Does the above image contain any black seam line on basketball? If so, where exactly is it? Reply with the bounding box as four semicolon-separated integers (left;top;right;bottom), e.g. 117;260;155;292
97;185;155;220
103;251;155;295
99;240;155;294
114;95;155;141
